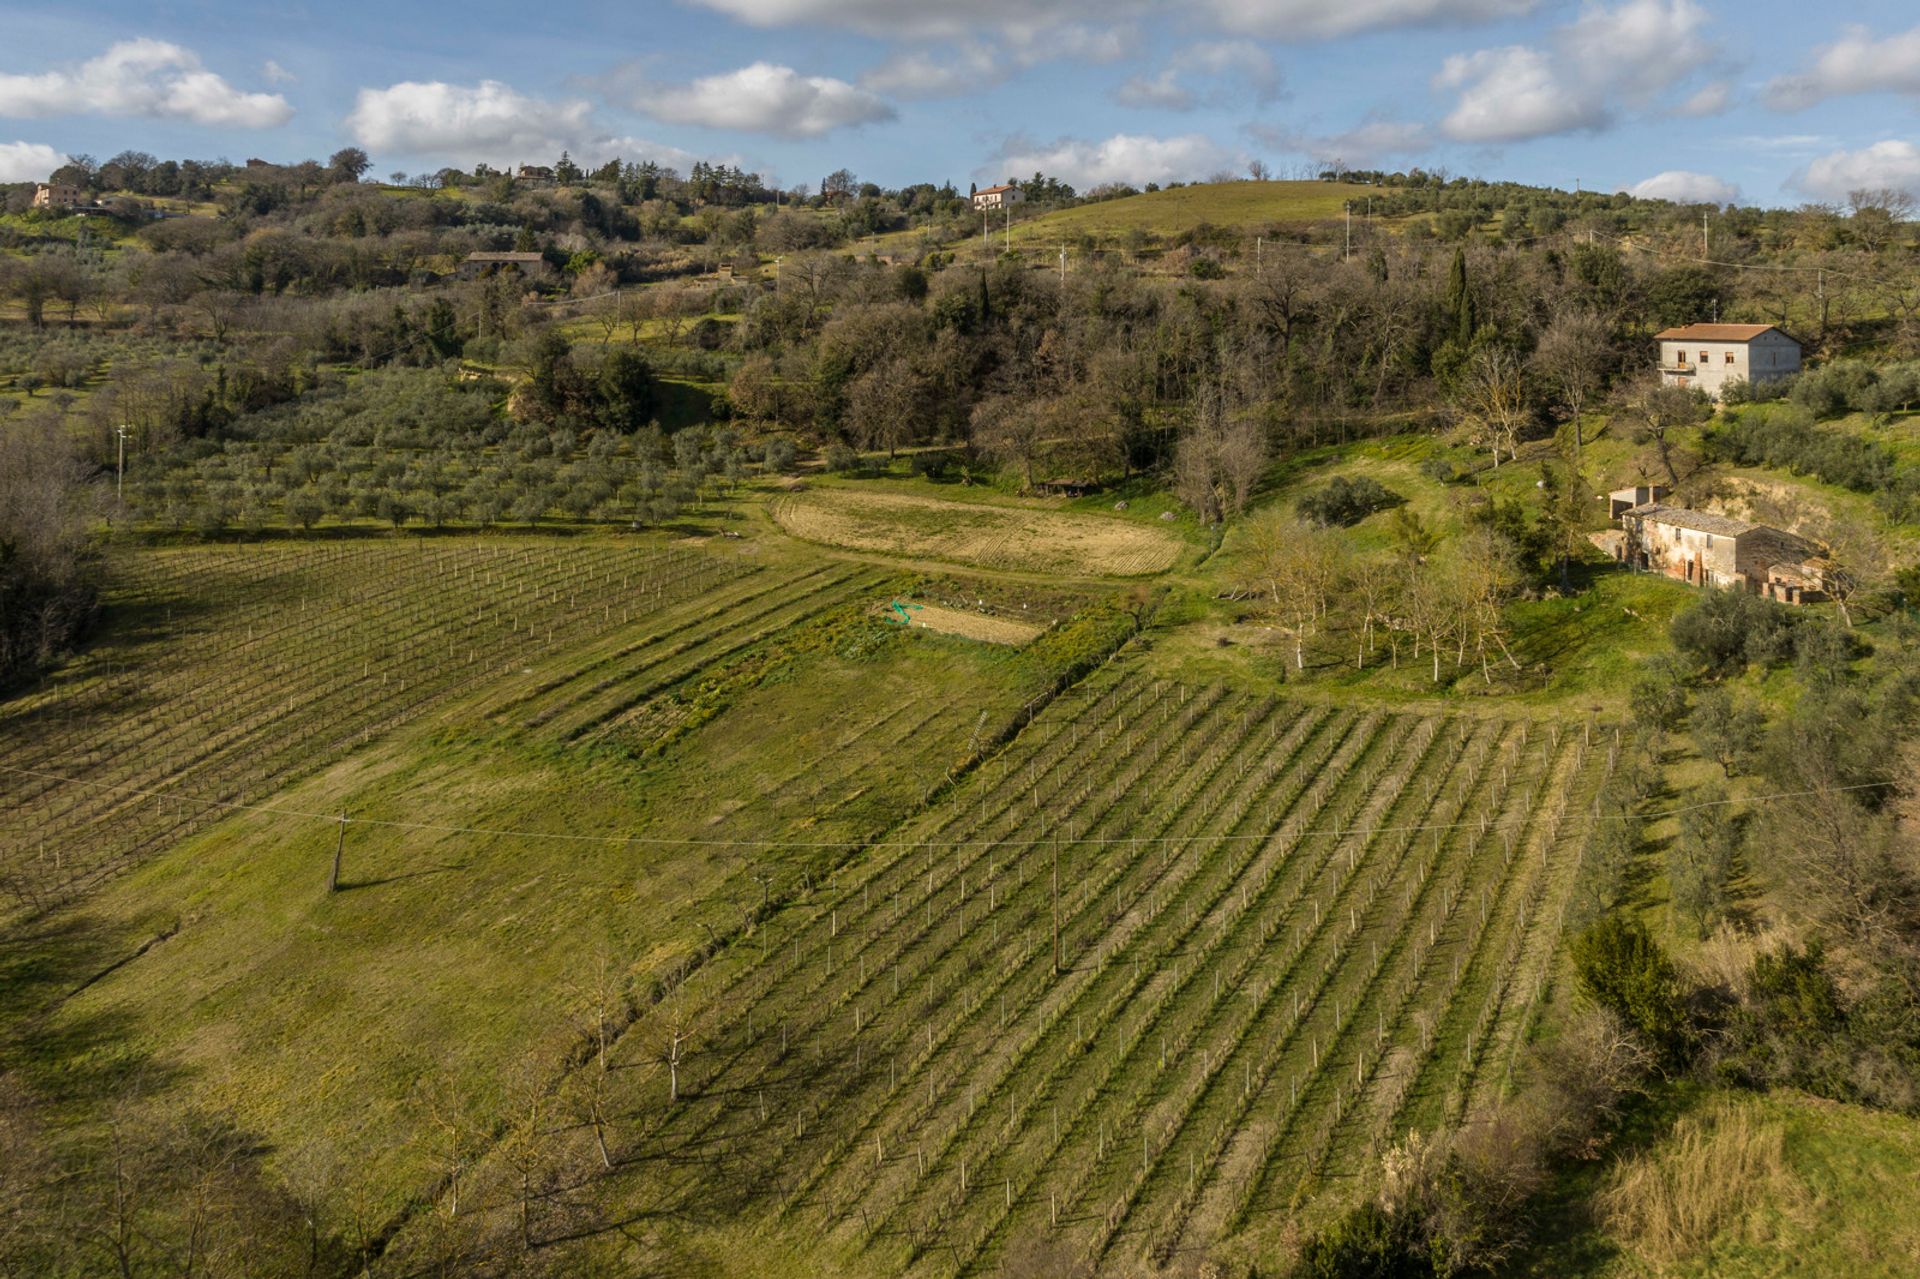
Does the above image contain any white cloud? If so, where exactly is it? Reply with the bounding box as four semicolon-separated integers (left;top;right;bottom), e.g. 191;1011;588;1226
0;139;65;182
1116;40;1280;110
1676;81;1730;117
0;38;292;128
689;0;1530;41
1790;140;1920;201
1115;69;1194;110
985;131;1239;189
1256;119;1431;166
1435;0;1718;143
1625;169;1738;203
1437;46;1604;143
347;80;594;160
623;61;894;138
1205;0;1534;40
262;60;295;85
860;44;1003;98
1767;24;1920;111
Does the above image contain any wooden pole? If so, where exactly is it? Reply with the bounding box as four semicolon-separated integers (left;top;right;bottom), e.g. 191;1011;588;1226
328;812;347;892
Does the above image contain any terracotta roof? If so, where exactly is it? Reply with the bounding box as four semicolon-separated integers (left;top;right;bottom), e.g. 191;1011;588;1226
975;184;1017;195
1654;323;1795;343
1626;504;1756;537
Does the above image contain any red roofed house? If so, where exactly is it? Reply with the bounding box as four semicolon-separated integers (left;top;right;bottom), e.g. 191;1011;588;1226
1657;323;1801;400
971;183;1024;212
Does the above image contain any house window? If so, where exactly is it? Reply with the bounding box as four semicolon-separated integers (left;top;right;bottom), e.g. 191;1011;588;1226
1675;349;1688;365
1725;351;1736;364
1699;351;1709;363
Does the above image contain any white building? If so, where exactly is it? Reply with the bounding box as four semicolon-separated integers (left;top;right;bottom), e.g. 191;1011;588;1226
1656;323;1801;400
971;184;1023;212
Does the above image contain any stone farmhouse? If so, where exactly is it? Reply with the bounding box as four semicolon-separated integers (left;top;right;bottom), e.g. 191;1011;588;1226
971;184;1023;212
1657;323;1801;400
32;183;85;210
1615;495;1826;604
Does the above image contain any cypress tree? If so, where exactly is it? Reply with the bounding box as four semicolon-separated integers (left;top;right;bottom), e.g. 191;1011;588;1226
1446;246;1475;349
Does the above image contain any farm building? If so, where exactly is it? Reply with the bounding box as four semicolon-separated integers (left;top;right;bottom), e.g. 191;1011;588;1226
971;184;1023;211
32;182;84;209
517;165;555;181
1617;503;1826;603
1607;483;1669;518
457;251;551;280
1656;323;1801;400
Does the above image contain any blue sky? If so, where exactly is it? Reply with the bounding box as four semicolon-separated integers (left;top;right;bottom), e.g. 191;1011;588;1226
3;0;1918;206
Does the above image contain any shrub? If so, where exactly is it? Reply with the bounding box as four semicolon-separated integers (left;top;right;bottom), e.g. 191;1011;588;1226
760;437;797;473
909;450;954;479
1298;475;1403;526
1669;589;1795;676
1572;915;1692;1067
1292;1201;1431;1279
1598;1102;1798;1269
824;441;860;473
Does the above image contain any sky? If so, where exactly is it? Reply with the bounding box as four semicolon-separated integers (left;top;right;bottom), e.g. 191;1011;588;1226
2;0;1919;207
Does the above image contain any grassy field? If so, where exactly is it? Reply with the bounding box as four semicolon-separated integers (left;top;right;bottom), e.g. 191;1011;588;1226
769;485;1190;578
957;181;1384;252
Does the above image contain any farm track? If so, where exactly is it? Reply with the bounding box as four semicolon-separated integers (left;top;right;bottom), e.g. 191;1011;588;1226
483;679;1616;1276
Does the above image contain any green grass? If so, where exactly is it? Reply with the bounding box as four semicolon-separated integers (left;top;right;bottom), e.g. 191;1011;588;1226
1515;1088;1920;1277
1001;180;1388;247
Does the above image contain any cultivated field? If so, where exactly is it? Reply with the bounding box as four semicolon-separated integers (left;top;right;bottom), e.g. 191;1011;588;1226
770;489;1185;578
393;668;1623;1274
0;537;770;915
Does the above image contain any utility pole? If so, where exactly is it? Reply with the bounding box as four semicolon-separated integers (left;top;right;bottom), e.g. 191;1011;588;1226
1344;203;1351;262
329;811;348;892
1256;235;1263;275
982;208;988;246
1005;202;1012;252
115;424;128;503
1058;246;1066;285
1701;211;1708;261
774;255;782;290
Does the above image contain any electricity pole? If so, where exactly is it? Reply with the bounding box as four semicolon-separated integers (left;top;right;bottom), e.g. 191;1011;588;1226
1058;246;1066;285
115;424;128;503
1344;203;1351;262
1701;212;1708;261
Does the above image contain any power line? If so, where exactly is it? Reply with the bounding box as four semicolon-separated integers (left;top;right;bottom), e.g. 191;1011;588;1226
0;761;1893;854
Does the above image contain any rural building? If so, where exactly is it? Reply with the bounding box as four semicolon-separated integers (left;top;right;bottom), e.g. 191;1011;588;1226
1656;323;1801;400
458;251;551;280
971;184;1023;212
1618;503;1825;603
32;182;84;210
1607;483;1669;518
518;165;555;181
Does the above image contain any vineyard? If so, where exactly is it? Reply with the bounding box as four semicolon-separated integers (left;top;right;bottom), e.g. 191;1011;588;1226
406;667;1624;1274
0;537;775;915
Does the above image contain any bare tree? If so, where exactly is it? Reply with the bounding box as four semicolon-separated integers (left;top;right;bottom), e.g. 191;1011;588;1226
1454;344;1532;468
1623;376;1710;487
1810;512;1890;628
1242;508;1347;670
1533;310;1612;457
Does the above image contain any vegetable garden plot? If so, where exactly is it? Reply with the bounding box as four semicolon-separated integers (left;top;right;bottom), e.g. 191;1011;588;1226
391;674;1620;1277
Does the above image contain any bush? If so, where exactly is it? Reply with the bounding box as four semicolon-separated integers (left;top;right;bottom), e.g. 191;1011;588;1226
1293;1201;1431;1279
824;441;860;473
1572;915;1693;1067
1298;475;1403;526
760;437;797;473
1669;589;1796;675
909;450;954;480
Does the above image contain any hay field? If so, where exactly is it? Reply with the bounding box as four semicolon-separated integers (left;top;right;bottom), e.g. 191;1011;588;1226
772;489;1184;577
